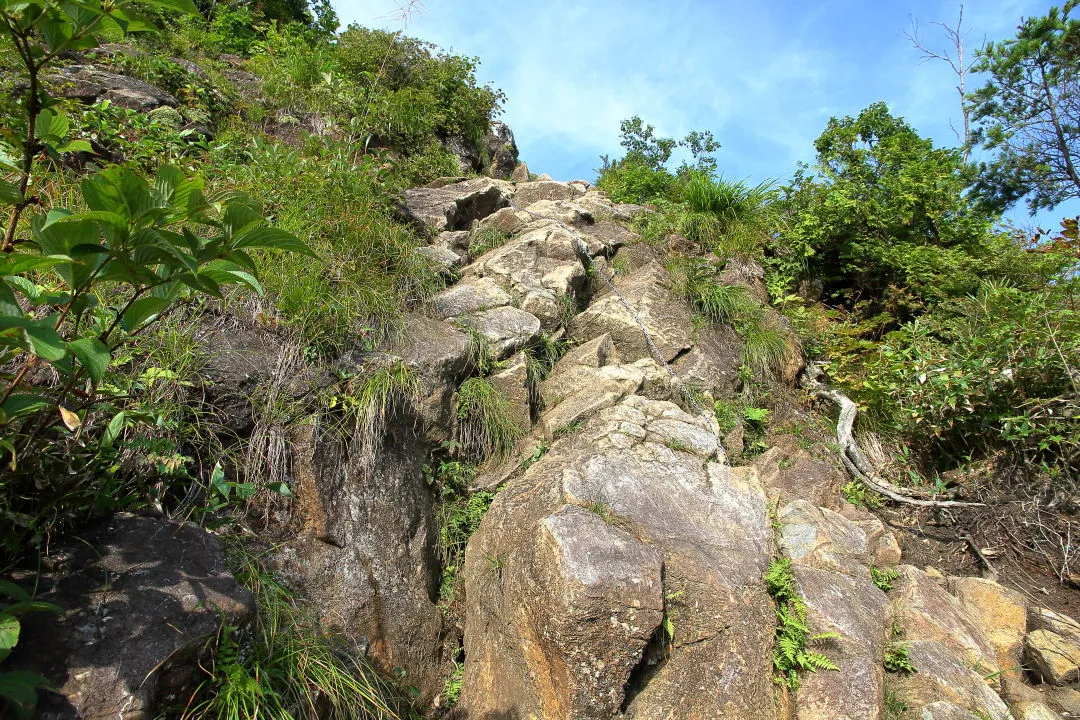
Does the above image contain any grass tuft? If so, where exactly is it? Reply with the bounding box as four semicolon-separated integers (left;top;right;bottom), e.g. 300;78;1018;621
454;377;526;461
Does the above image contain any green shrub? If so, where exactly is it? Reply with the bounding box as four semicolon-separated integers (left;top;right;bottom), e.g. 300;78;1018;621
676;172;780;255
596;159;677;204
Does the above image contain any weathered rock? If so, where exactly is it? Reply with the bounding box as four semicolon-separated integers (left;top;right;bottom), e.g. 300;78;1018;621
489;352;533;430
892;565;1001;677
780;499;871;576
570;262;694;363
521;198;594;227
434;229;471;257
513;180;586;206
894;640;1012;720
671;324;744;396
50;65;178;110
794;566;891;720
15;515;253;720
579;220;639;256
918;702;983;720
432;276;512;319
754;442;844;511
1047;685;1080;715
1026;629;1080;685
1013;702;1065;720
540;363;646;438
415;245;462;273
576;190;651;222
949;577;1027;681
477;205;528;236
196;316;307;436
399;177;513;233
463;219;588;328
552;333;619;374
272;418;447;701
511;161;530;182
461;395;775;719
1029;606;1080;647
385;314;472;434
454;306;541;358
484;121;519;179
721;255;770;305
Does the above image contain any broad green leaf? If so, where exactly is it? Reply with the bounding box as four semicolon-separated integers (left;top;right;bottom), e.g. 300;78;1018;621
56;139;92;154
0;670;52;713
23;321;67;361
0;253;71;277
121;296;170;331
0;143;20;173
34;107;69;141
101;410;125;447
0;180;22;205
67;337;110;382
231;226;316;257
0;613;18;650
268;482;294;497
2;600;62;617
1;394;50;420
0;282;19;316
0;580;30;603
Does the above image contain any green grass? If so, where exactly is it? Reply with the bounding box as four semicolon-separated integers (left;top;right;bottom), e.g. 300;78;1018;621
676;173;780;256
882;683;909;720
738;312;795;378
427;459;493;605
468;226;513;258
454;377;526;460
764;556;840;689
183;544;405;720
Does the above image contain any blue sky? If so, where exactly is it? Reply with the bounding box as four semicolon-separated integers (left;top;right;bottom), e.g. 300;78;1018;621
335;0;1078;231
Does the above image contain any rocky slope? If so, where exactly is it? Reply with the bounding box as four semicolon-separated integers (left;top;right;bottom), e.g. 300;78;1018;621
18;172;1080;720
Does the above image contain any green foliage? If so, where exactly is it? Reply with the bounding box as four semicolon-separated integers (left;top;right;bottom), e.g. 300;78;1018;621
442;660;463;707
595;161;677;205
842;480;882;510
425;458;492;606
676;172;780;255
971;3;1080;213
182;546;404;720
216;135;443;351
882;683;909;720
870;566;901;592
454;377;525;461
764;556;840;689
0;581;62;719
884;640;916;674
468;225;512;258
777;103;997;318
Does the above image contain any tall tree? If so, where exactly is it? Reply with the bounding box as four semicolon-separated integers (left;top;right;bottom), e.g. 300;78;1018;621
970;2;1080;213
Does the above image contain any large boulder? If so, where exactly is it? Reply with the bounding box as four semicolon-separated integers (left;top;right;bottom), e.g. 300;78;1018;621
570;262;694;363
454;306;542;358
49;65;178;110
399;178;513;233
1026;629;1080;685
779;500;872;576
14;515;253;720
460;394;777;719
949;576;1027;681
891;565;1001;678
893;640;1012;720
431;276;513;319
513;180;586;206
793;566;891;720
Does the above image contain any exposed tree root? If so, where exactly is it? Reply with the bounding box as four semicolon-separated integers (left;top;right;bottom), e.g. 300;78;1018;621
802;363;984;509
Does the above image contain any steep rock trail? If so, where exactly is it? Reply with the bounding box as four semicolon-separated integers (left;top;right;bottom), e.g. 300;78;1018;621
381;175;1056;719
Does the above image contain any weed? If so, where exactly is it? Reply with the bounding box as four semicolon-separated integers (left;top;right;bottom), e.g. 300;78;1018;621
884;641;917;674
764;556;840;689
553;420;586;439
182;544;404;720
443;660;463;707
664;437;691;452
713;398;741;433
521;442;549;470
882;682;909;720
468;226;512;258
841;480;883;510
524;333;569;383
455;377;526;461
428;459;492;605
870;566;901;592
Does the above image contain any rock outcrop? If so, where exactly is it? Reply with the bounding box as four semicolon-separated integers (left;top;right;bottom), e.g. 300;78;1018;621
13;515;253;720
